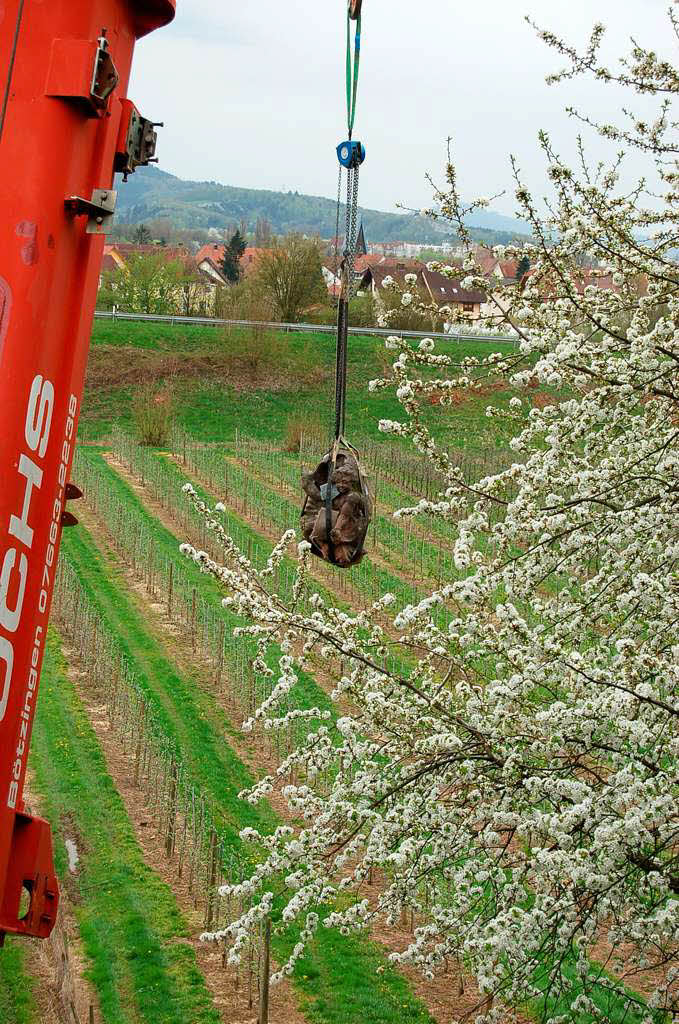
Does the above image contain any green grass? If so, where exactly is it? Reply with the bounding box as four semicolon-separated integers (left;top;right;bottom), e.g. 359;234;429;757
60;490;435;1024
532;949;652;1024
83;320;518;448
30;631;220;1024
93;321;225;351
284;929;432;1024
0;939;38;1024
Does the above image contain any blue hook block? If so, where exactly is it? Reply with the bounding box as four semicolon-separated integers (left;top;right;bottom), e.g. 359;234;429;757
337;140;366;168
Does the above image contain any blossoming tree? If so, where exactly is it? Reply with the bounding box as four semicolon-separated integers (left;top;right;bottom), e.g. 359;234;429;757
181;17;678;1023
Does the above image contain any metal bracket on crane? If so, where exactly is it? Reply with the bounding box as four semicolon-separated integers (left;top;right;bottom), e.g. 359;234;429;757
45;30;119;118
90;31;120;108
61;483;84;528
0;812;59;944
115;99;163;181
64;189;117;234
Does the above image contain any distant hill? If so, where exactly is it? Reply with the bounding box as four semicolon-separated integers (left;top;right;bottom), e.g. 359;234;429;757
114;167;530;245
462;207;531;235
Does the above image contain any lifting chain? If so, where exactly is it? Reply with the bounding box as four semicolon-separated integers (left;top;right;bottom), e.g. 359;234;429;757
334;161;360;440
344;162;360;290
334;162;343;280
334;0;365;441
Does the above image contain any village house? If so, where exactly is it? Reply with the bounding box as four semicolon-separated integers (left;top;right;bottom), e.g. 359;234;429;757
195;244;270;279
99;243;227;314
358;259;485;320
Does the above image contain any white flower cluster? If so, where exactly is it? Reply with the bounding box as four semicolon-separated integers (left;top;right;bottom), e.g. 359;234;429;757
180;22;679;1020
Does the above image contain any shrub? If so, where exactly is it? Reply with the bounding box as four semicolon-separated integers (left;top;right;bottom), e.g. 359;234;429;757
283;413;326;453
132;384;174;446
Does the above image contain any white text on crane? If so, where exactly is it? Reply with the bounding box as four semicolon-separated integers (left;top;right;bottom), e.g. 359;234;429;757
0;377;54;726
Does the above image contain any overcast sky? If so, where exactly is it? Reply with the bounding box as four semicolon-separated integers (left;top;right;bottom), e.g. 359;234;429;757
130;1;673;218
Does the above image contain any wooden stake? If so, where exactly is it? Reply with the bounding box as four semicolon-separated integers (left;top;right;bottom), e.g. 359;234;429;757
258;919;271;1024
165;759;178;857
205;828;218;930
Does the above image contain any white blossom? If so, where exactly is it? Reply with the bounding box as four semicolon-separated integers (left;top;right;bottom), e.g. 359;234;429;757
181;20;679;1020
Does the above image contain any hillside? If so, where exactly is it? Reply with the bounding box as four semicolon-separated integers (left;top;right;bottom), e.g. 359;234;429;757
114;166;530;245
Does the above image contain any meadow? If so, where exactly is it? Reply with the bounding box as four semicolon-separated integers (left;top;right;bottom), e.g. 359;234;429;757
81;319;520;449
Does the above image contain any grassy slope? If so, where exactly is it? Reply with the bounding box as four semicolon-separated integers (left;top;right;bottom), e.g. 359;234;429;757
60;518;435;1024
31;632;219;1024
74;449;656;1024
84;320;517;447
78;325;660;1024
0;941;38;1024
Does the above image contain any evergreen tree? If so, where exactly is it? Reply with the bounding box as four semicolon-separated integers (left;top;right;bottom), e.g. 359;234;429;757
515;255;530;282
132;223;152;245
221;230;247;284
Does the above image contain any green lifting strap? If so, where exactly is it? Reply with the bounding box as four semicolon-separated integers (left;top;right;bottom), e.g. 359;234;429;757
346;10;361;138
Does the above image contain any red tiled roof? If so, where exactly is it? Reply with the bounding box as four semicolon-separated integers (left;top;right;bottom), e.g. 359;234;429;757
114;244;188;260
375;257;423;271
241;248;269;270
196;243;225;265
521;268;646;297
498;260;519;279
474;252;499;274
421;268;485;305
353;254;374;274
195;245;270;275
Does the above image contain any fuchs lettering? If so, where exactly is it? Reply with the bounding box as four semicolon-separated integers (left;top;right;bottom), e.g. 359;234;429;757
0;376;54;729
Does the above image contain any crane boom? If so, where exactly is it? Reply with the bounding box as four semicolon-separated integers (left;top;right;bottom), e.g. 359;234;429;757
0;0;176;943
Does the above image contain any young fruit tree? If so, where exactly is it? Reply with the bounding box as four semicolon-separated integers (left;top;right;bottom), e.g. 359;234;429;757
181;16;679;1024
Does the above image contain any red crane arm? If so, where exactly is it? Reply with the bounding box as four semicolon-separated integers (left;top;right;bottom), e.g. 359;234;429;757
0;0;175;943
